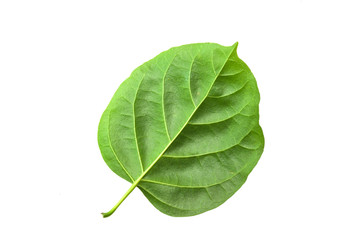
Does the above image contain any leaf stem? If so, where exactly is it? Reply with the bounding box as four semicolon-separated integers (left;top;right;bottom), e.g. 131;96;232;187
101;180;139;218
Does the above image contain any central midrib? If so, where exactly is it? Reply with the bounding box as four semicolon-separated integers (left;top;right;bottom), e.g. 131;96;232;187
139;47;236;184
101;45;236;217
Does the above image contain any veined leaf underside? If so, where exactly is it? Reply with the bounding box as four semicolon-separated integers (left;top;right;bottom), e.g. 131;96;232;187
98;42;264;217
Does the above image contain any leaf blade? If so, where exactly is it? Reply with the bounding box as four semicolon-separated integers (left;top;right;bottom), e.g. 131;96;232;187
98;42;264;217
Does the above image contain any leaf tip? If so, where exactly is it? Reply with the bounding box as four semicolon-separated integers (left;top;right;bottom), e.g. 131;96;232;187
232;41;239;49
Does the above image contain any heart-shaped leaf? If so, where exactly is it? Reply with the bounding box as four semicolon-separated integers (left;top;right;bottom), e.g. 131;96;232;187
98;42;264;217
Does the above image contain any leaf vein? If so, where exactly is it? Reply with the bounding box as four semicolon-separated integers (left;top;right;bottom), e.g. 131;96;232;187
162;127;256;159
161;55;179;141
107;110;135;182
140;158;254;188
187;104;253;125
134;74;146;173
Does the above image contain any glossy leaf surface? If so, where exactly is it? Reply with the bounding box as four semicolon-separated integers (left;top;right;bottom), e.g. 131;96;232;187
98;42;264;217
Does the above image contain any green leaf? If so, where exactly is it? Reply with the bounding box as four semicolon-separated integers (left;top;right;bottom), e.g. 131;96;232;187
98;42;264;217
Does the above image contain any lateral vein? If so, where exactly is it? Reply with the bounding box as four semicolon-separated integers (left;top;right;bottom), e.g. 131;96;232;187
161;55;178;141
107;110;135;182
133;74;146;173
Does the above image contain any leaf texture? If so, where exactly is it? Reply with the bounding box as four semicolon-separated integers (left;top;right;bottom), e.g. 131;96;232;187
98;42;264;217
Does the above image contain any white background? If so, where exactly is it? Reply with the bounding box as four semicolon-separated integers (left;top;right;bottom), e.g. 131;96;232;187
1;0;360;239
